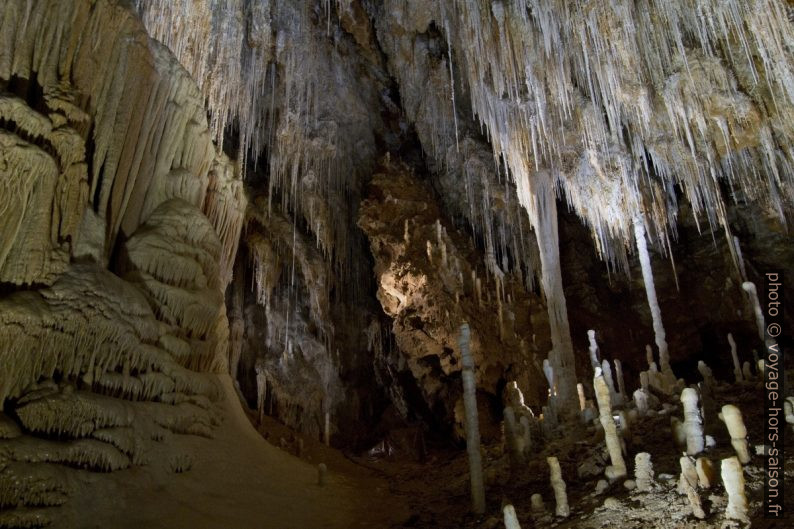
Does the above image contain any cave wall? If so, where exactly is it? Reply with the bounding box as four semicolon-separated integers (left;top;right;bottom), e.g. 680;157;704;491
0;0;245;525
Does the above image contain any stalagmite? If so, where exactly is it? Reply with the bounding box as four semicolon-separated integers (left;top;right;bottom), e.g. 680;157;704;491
742;361;754;381
528;175;578;422
678;456;705;519
728;333;744;383
317;463;327;486
577;383;586;412
681;388;705;455
594;369;626;480
785;397;794;433
697;361;716;389
547;456;570;518
721;457;749;523
634;219;674;388
742;282;767;344
633;390;649;417
614;360;626;403
587;330;600;370
719;405;751;464
601;360;620;406
324;411;331;447
503;504;522;529
530;494;545;514
459;323;485;514
696;457;716;489
634;453;654;492
504;407;525;467
255;366;267;424
671;417;687;451
519;416;532;458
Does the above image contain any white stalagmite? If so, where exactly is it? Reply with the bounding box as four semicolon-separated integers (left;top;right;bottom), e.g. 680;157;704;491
679;456;705;519
727;333;744;383
785;397;794;433
601;360;620;406
587;330;600;370
681;388;705;456
719;405;751;464
742;282;767;344
459;323;485;514
528;175;578;421
594;369;627;480
634;218;674;385
503;504;522;529
547;456;570;518
633;389;649;417
697;361;716;389
721;457;749;523
634;452;654;492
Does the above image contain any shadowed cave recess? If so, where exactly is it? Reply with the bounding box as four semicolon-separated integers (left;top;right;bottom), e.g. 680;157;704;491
0;0;793;527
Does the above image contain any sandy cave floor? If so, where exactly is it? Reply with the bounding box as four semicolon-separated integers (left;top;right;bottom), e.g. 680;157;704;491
53;376;408;529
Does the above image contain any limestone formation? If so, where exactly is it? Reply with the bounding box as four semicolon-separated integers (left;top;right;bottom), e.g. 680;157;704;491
594;370;627;480
696;457;716;489
697;361;716;389
634;452;654;492
547;456;570;518
727;333;743;383
742;283;767;345
587;330;600;371
678;456;705;519
530;493;545;514
786;397;794;433
721;457;749;523
460;323;485;514
503;504;522;529
719;405;751;464
614;360;627;403
681;388;705;455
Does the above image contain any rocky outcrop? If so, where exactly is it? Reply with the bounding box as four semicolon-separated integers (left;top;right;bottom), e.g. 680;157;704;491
0;0;245;525
359;158;548;439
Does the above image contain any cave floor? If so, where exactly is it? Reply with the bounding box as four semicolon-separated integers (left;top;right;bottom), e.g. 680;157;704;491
344;382;794;529
53;378;793;529
54;376;408;529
